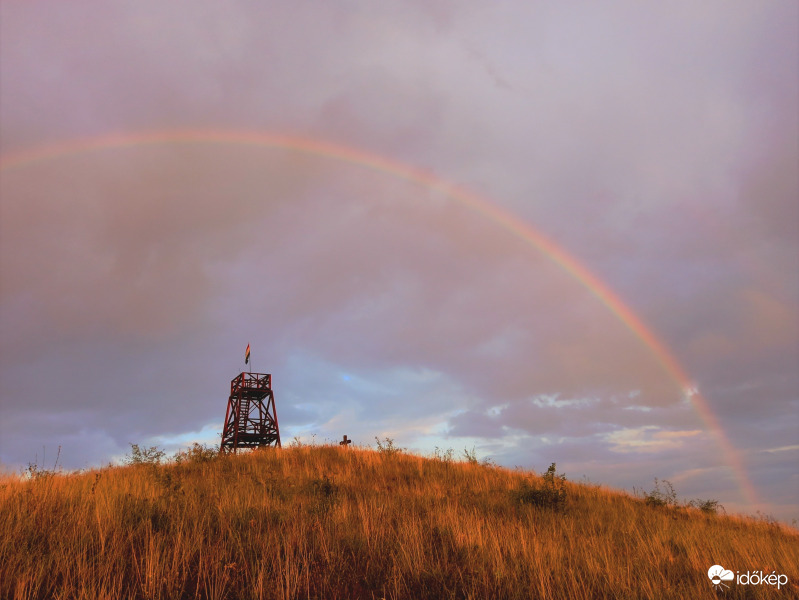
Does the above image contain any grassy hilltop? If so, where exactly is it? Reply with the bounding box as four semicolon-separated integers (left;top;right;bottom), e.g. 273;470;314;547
1;443;797;600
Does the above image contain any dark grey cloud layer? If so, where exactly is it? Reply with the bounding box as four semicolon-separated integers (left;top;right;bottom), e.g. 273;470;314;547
1;1;796;522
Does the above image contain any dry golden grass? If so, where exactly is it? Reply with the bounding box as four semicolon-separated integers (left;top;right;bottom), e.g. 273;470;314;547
1;444;797;599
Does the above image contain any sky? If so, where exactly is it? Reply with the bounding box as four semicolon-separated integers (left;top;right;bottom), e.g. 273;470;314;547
0;1;797;523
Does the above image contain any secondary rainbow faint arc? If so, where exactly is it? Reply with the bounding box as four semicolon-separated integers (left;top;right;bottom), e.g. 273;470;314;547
0;128;760;507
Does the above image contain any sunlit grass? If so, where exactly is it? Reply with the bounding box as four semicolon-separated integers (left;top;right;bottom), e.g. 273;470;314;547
1;444;797;599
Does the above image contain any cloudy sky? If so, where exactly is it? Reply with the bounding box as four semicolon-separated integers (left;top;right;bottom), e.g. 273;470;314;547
1;1;796;522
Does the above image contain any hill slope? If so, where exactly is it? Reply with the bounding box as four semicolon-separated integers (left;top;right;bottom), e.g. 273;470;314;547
2;444;797;599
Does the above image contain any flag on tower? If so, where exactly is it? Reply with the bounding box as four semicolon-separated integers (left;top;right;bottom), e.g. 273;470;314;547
245;343;250;365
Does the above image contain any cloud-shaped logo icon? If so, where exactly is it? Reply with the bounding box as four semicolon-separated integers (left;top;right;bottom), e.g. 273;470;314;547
708;565;734;589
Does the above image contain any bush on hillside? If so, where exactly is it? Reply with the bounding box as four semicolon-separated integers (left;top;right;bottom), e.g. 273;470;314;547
124;444;166;466
374;437;405;457
463;446;479;464
645;478;678;508
688;498;725;515
174;442;218;465
307;475;340;516
433;446;455;463
513;462;568;510
462;446;497;468
24;446;63;480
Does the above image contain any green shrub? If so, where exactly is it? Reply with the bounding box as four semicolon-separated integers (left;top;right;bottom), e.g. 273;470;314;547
645;478;677;508
174;442;218;465
463;446;479;465
513;463;567;510
375;437;405;457
307;475;339;515
433;446;454;463
24;446;62;480
688;498;724;515
124;444;166;466
151;469;183;497
310;475;338;499
25;462;58;481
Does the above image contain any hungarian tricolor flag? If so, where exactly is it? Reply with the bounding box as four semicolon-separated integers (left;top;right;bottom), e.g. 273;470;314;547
245;343;250;365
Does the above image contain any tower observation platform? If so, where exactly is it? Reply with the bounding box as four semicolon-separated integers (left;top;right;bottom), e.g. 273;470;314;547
220;372;281;452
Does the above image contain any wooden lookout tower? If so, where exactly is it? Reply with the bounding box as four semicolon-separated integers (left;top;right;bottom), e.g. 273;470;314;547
220;372;281;452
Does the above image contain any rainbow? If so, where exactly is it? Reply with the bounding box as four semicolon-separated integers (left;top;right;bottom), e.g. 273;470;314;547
0;128;760;507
